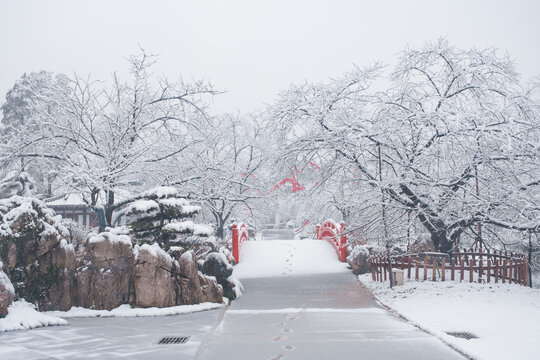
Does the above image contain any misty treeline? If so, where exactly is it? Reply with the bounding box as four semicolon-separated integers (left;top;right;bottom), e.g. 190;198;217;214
0;40;538;261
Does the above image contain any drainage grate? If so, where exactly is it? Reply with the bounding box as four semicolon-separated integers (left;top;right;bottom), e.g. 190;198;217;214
446;332;478;340
158;336;190;345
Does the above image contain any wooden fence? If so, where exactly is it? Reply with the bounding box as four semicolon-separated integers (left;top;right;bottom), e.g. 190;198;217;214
371;249;529;286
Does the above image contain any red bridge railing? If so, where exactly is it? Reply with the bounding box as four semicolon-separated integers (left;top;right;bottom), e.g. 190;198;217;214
232;223;249;263
316;220;347;262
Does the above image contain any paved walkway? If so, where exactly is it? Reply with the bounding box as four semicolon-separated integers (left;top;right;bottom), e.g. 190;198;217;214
196;240;465;360
0;239;466;359
0;309;221;360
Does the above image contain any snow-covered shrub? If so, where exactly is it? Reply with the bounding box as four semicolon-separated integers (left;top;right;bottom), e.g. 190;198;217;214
202;251;241;300
119;186;213;247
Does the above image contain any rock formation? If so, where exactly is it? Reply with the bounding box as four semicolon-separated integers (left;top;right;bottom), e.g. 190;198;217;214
0;261;15;316
347;245;372;275
0;196;223;311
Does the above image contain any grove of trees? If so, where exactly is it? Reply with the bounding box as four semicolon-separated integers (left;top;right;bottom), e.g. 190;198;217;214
0;40;538;261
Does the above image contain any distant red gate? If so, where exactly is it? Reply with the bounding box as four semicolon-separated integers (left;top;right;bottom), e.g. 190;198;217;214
232;223;249;263
316;220;347;262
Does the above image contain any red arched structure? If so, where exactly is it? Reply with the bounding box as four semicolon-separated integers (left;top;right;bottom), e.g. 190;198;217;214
316;220;347;262
232;223;249;263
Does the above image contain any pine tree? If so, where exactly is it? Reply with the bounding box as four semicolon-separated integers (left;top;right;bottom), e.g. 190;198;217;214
121;186;212;246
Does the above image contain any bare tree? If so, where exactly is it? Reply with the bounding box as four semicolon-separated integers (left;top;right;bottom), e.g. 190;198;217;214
1;50;219;230
270;39;540;253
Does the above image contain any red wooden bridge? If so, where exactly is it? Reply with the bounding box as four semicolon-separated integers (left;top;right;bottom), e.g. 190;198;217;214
232;219;348;264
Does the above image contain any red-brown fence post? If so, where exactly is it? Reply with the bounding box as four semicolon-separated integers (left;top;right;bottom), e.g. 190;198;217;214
451;258;455;281
524;258;529;286
509;260;514;284
479;258;483;283
495;259;499;283
470;258;474;283
441;258;446;282
460;260;465;282
487;258;491;283
502;259;507;283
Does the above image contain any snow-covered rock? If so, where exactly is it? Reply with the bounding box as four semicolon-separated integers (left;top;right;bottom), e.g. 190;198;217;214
202;251;239;300
347;244;371;275
0;261;15;317
0;196;74;311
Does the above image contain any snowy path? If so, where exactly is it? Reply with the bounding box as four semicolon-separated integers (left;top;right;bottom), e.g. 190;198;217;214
0;240;467;359
197;239;466;360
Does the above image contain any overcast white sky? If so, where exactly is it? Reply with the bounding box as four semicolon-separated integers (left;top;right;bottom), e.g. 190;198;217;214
1;0;539;114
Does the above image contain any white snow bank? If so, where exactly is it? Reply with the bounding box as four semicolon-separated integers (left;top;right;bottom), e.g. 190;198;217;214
228;307;386;315
359;274;540;360
0;300;68;332
45;302;224;318
163;221;213;236
234;240;348;279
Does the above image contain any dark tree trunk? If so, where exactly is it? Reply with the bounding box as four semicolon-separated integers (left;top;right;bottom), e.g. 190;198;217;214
105;190;115;227
216;222;225;240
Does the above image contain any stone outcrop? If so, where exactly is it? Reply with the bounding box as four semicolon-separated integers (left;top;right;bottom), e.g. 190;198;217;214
134;244;176;308
0;197;223;311
75;231;134;310
347;245;372;275
0;261;15;316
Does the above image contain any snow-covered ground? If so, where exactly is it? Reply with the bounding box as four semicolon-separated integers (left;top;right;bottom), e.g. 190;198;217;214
0;301;224;333
233;239;348;278
0;300;67;332
358;274;540;360
45;302;224;318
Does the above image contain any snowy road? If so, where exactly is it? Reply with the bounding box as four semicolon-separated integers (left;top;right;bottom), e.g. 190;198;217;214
197;239;466;360
0;240;466;359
